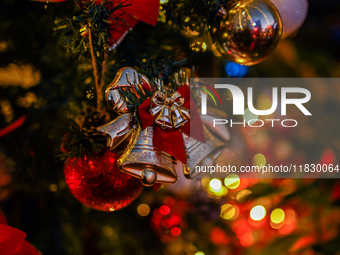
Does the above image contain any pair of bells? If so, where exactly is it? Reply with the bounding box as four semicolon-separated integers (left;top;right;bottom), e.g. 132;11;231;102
150;91;190;129
98;67;228;186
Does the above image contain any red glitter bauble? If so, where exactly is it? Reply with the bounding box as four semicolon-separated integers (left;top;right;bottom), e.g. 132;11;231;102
64;150;143;211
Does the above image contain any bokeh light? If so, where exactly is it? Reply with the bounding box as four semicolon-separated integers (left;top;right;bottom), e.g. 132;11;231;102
236;189;252;203
252;153;266;169
278;209;297;235
273;139;293;161
220;204;239;220
239;233;254;247
250;205;266;221
258;96;274;119
209;179;228;197
209;179;222;190
225;62;249;77
242;125;258;136
201;178;210;187
210;227;229;245
159;205;170;215
270;208;285;224
48;184;58;192
170;226;181;236
0;63;41;89
224;174;240;189
195;252;205;255
137;204;150;216
244;108;258;125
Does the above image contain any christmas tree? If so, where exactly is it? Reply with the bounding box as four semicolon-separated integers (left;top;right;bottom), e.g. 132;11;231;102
1;0;340;254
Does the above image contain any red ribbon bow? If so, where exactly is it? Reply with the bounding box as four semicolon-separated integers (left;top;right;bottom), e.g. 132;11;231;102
106;0;160;49
138;85;205;163
32;0;160;49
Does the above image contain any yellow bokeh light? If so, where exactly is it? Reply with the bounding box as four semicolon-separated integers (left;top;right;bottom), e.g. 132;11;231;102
209;179;222;190
195;252;205;255
137;204;150;216
208;179;228;198
220;204;236;220
201;178;210;187
208;186;228;198
258;98;273;111
250;205;266;221
0;63;41;89
270;220;285;229
236;189;252;203
270;208;285;224
252;153;266;169
160;0;168;3
48;184;58;192
224;174;240;189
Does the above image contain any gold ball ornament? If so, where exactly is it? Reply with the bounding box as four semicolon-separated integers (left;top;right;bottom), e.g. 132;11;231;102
212;0;283;65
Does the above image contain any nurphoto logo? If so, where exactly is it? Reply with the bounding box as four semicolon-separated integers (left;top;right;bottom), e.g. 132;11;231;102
200;84;312;128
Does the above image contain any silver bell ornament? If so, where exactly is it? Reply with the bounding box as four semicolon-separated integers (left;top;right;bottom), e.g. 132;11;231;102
212;0;283;65
118;125;178;186
182;107;231;179
105;67;150;114
98;67;150;150
183;125;226;179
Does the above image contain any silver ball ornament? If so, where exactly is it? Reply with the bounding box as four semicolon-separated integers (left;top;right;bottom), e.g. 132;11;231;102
141;168;157;187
